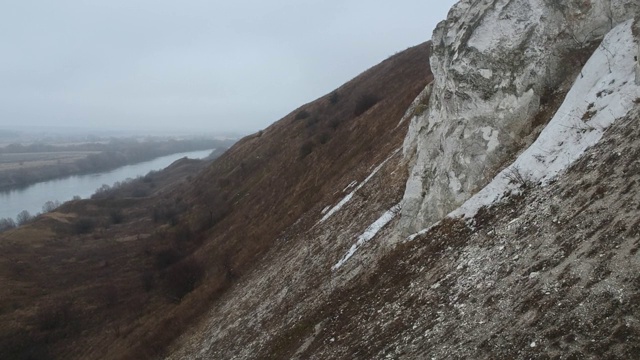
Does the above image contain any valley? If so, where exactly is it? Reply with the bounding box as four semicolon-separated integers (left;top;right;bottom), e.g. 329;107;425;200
0;137;235;192
0;148;215;223
1;1;640;359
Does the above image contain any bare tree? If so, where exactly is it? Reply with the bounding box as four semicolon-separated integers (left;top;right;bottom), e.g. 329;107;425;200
16;210;33;226
42;200;61;213
0;218;17;231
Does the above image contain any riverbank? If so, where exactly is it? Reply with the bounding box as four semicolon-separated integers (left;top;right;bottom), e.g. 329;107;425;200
0;138;235;192
0;148;220;223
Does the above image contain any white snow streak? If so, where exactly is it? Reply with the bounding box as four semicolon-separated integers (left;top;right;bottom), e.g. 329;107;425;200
407;220;441;241
343;181;358;192
332;204;401;270
449;20;640;220
318;149;400;224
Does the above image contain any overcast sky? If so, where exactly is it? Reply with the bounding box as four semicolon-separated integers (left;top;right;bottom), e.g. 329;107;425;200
0;0;457;135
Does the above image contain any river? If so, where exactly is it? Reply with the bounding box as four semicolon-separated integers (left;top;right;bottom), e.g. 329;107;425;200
0;149;213;221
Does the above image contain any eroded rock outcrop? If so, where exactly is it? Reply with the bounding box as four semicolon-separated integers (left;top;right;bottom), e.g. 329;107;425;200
401;0;640;233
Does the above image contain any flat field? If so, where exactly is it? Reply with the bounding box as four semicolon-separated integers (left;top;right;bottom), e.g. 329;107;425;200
0;151;98;172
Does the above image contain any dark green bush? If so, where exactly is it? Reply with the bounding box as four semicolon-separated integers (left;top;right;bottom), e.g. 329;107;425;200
317;132;330;145
163;258;204;301
295;110;310;120
73;217;95;234
299;141;314;159
131;187;149;198
109;209;124;224
152;206;179;226
305;116;319;128
354;93;380;116
329;91;339;104
142;270;155;292
36;300;74;331
155;248;183;270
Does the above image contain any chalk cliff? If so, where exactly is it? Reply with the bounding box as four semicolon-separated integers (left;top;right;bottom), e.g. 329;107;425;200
401;0;640;233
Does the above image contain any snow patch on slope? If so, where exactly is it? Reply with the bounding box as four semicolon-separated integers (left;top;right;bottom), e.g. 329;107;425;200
407;220;440;241
449;20;640;220
332;204;401;270
318;149;400;224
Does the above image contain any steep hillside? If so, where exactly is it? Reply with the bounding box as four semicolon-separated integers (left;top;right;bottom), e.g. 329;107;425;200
175;41;432;280
0;156;218;359
167;2;640;360
213;104;640;359
0;42;432;359
3;0;640;358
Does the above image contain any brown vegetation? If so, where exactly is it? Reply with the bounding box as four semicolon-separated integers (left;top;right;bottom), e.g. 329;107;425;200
0;42;433;359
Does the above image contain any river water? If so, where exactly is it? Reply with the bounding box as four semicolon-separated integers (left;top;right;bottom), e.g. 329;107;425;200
0;149;213;221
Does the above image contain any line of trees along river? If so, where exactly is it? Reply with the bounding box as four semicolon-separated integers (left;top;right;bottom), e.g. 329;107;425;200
0;138;235;191
0;148;217;229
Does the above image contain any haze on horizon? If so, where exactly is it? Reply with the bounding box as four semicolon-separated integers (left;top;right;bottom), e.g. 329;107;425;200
0;0;456;135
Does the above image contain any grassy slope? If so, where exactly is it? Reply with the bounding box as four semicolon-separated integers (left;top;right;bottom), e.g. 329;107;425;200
0;42;432;359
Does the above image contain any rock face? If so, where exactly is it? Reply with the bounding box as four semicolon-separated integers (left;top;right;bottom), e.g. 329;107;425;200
401;0;640;233
636;19;640;84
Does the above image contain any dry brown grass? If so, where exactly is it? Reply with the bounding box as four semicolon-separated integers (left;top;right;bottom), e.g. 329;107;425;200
0;41;433;359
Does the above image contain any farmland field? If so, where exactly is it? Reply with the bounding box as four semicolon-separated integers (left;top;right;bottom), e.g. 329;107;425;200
0;137;234;192
0;151;99;171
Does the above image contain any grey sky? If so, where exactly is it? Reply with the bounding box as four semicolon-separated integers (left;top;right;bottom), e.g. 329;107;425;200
0;1;457;134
